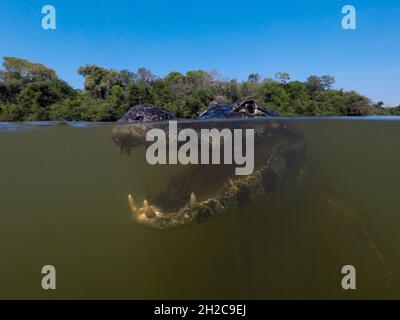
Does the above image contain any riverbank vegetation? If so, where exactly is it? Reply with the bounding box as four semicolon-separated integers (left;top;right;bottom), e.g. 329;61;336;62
0;57;399;121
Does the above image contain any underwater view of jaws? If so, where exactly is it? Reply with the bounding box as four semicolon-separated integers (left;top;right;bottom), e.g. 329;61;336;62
1;117;400;299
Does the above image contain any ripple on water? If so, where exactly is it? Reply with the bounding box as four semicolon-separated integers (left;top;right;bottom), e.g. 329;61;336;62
0;121;114;133
1;117;400;133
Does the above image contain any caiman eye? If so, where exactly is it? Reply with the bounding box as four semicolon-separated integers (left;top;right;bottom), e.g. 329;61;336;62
245;102;255;113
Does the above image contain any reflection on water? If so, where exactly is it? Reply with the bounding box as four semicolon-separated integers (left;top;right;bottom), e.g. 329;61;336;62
0;118;400;299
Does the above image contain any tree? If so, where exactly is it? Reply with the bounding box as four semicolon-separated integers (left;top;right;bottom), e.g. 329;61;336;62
320;75;335;90
3;56;57;82
186;70;212;87
16;80;76;120
342;92;371;116
117;69;136;88
389;106;400;115
0;57;75;120
223;80;240;103
209;69;224;83
137;67;157;83
1;57;59;104
274;72;291;84
0;73;7;103
248;73;261;84
257;80;290;114
0;56;384;121
126;82;155;106
305;76;324;94
78;65;120;99
306;75;336;94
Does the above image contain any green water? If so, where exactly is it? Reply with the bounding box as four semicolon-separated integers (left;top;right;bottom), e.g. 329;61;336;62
0;118;400;299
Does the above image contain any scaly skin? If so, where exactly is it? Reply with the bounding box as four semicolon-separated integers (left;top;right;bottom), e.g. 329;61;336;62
112;116;306;230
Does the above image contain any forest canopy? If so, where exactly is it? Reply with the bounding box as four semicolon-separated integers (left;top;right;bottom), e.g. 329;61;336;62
0;56;399;122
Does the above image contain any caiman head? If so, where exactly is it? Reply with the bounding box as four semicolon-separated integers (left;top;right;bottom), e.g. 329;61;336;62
111;102;306;230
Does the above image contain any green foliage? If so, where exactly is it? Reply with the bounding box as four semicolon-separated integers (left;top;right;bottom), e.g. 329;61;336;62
0;103;25;121
274;72;291;84
0;56;395;122
3;56;57;82
0;57;76;121
388;106;400;115
248;73;261;84
77;65;120;99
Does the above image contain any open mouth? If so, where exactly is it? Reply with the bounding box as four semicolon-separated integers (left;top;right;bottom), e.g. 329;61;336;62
112;120;306;230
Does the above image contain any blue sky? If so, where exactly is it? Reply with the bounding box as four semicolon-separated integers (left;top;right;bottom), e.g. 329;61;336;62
1;0;399;105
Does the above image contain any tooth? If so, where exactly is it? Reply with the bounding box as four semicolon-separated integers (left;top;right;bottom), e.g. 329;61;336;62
128;194;138;212
190;192;197;208
143;200;156;218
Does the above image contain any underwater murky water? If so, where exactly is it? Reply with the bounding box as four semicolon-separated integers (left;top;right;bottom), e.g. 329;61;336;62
0;118;400;299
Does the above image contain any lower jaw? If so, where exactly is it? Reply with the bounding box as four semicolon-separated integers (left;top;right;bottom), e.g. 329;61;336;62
128;138;305;230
